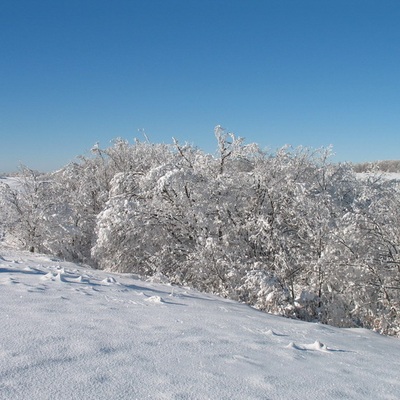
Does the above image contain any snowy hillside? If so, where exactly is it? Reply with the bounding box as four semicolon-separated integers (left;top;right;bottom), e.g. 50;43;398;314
1;246;400;399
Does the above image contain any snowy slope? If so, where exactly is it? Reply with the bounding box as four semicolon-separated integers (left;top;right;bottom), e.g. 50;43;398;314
1;246;400;400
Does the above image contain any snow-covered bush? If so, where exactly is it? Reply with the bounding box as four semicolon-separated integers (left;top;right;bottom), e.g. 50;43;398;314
1;128;399;336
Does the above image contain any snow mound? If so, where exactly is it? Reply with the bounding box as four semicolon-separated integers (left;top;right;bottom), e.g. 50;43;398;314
145;295;164;303
101;276;119;285
286;340;331;352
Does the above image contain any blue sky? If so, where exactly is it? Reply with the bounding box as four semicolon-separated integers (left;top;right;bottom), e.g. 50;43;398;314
1;0;400;172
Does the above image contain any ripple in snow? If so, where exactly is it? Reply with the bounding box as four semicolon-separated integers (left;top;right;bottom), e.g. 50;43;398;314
0;277;19;285
264;329;283;336
41;272;55;281
55;273;66;282
71;275;88;283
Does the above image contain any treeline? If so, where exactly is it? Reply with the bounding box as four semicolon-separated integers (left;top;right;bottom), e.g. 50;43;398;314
1;127;399;336
353;159;400;173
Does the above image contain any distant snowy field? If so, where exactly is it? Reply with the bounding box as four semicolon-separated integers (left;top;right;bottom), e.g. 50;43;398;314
356;172;400;181
1;246;400;399
0;176;22;190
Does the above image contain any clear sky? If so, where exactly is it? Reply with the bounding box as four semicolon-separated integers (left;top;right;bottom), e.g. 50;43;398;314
1;0;400;172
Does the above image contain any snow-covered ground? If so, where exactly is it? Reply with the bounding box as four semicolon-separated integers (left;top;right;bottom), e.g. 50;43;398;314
356;172;400;181
1;246;400;400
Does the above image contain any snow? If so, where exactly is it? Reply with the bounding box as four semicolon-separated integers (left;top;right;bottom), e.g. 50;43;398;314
1;246;400;399
356;172;400;181
0;176;23;190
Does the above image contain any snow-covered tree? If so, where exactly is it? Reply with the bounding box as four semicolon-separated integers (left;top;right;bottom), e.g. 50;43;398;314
0;166;56;252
